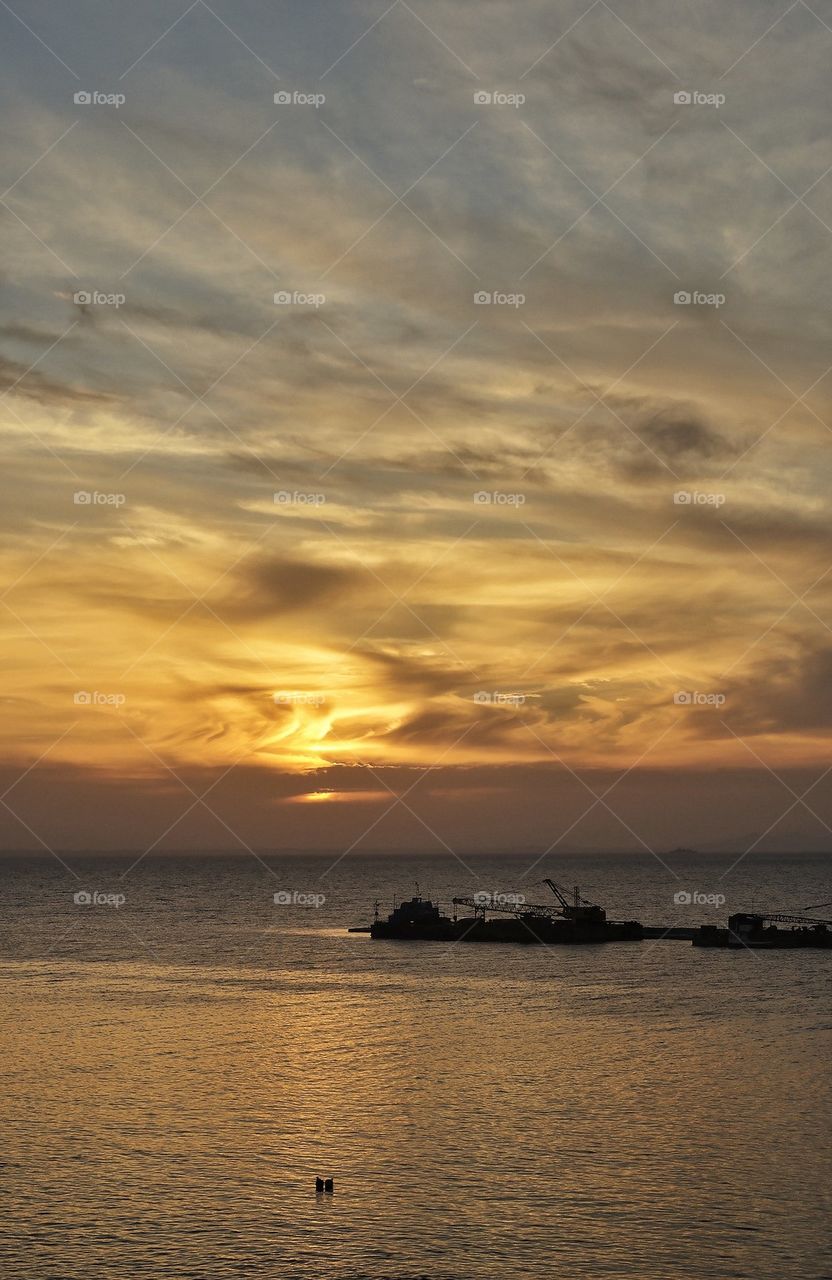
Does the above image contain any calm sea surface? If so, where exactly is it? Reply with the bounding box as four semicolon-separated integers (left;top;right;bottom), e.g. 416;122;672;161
1;851;830;1280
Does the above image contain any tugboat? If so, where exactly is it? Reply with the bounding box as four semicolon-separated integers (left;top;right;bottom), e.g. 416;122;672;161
370;895;459;941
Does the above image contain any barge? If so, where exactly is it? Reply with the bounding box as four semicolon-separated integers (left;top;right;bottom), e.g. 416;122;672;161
361;880;643;945
350;886;832;951
693;911;832;949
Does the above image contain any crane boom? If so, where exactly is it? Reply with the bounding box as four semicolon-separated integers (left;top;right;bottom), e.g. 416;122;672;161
451;895;563;920
744;911;832;927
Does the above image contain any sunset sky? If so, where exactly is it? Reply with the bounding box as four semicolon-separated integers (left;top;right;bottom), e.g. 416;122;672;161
2;0;832;853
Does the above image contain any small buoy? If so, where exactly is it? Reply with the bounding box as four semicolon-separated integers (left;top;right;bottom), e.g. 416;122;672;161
324;1178;334;1193
315;1177;324;1193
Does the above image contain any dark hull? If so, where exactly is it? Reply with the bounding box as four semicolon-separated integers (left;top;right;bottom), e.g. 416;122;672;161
370;915;643;944
694;927;832;949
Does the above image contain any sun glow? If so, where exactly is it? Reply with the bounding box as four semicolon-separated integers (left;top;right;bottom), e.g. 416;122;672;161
288;790;388;804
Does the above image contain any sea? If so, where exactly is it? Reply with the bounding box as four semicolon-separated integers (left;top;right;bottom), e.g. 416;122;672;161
0;850;830;1280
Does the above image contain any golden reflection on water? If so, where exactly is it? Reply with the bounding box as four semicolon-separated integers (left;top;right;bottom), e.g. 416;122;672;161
2;948;829;1280
1;852;830;1280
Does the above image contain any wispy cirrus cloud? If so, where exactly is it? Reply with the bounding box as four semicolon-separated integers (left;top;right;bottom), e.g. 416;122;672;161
2;0;832;848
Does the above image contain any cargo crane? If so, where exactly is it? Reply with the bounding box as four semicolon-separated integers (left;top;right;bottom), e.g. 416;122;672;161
541;878;606;924
451;893;561;920
734;910;832;929
720;907;832;948
452;879;607;925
